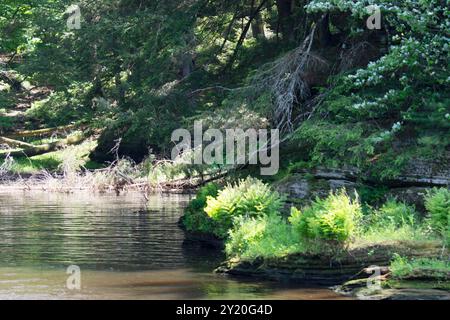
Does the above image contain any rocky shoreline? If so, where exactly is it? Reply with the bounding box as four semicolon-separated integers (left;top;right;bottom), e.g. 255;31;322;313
181;158;450;299
180;221;449;300
335;275;450;300
210;240;449;300
215;242;445;284
159;200;449;299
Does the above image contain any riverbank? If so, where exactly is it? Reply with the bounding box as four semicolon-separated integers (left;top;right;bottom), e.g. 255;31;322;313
215;241;449;300
199;238;448;300
178;178;450;300
335;276;450;300
1;175;448;300
181;230;449;300
0;163;225;194
2;151;449;301
215;241;446;284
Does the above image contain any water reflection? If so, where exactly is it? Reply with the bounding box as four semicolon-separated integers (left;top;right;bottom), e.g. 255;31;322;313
0;191;348;300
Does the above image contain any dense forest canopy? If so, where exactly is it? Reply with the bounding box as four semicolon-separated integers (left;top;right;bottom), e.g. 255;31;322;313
0;0;449;181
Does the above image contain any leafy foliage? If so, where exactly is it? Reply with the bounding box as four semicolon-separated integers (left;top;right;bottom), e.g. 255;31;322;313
181;182;220;235
180;175;443;263
225;213;301;260
424;188;450;243
289;191;362;247
288;0;450;179
390;254;450;280
360;200;427;243
204;177;285;238
369;200;417;229
1;0;448;177
1;0;448;264
224;189;436;261
26;82;95;126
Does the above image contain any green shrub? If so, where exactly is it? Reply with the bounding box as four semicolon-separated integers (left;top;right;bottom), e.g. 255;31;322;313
289;190;362;247
301;1;450;180
0;115;15;133
204;177;285;238
359;200;427;244
181;183;220;235
357;185;389;206
424;188;450;243
26;82;94;126
390;254;450;280
370;200;417;229
225;214;301;260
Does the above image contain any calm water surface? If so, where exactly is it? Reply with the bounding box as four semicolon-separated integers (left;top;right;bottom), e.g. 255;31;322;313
0;192;346;300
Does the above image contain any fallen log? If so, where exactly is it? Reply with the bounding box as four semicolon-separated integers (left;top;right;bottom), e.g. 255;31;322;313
6;124;77;139
0;133;85;159
0;136;34;149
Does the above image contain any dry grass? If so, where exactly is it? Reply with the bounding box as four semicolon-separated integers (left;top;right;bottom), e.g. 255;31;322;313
0;157;146;193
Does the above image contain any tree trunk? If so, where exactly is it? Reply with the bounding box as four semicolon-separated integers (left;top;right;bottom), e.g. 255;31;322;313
276;0;294;42
251;11;266;40
0;137;34;149
115;73;126;105
0;134;85;159
317;14;332;47
181;53;195;78
225;0;269;69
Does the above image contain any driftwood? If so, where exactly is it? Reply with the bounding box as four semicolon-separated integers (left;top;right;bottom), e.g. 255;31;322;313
6;124;77;139
0;133;85;159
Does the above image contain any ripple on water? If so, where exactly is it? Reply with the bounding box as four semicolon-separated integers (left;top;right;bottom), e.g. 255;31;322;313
0;191;349;300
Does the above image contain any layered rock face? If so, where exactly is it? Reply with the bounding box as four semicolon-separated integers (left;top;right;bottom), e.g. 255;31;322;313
276;156;450;212
216;242;446;286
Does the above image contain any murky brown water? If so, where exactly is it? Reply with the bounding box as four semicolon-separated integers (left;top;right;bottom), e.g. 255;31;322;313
0;192;347;300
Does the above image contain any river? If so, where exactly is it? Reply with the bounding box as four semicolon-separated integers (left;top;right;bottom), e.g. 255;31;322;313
0;191;346;300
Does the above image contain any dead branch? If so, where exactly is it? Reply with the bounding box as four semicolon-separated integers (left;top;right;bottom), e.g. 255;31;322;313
338;41;376;72
189;85;238;96
218;11;239;54
249;24;328;134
